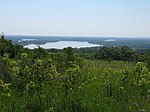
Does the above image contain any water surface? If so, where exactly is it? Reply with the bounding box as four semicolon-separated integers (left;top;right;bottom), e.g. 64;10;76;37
24;41;101;49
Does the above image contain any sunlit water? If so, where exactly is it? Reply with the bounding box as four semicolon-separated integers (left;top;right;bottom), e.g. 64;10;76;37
24;41;101;49
18;39;37;42
104;39;116;42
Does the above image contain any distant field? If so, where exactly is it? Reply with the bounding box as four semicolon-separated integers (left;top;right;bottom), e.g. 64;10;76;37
83;59;135;71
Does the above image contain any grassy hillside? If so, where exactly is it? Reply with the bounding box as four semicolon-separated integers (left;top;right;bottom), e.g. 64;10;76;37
80;60;149;112
0;59;150;112
0;37;150;112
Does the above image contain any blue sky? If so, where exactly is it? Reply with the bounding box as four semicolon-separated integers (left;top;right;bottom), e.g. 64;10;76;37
0;0;150;37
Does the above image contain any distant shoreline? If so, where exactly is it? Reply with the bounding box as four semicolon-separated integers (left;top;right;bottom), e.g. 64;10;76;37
4;35;150;49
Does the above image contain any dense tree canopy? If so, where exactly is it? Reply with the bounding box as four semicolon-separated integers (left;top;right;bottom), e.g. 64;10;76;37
95;46;136;61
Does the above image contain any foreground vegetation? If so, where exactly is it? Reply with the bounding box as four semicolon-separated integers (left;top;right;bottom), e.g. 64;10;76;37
0;36;150;112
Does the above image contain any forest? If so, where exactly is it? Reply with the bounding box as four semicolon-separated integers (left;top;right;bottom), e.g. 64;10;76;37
0;35;150;112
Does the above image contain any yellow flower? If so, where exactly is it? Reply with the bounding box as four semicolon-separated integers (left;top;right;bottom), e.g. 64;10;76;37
0;79;4;85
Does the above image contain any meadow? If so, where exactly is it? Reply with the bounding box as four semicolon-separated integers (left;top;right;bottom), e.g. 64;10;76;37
0;37;150;112
0;59;150;112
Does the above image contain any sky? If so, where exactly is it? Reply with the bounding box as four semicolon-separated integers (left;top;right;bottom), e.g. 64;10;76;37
0;0;150;37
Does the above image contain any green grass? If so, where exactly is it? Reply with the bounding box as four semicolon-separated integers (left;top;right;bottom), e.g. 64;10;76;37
83;59;135;71
0;60;150;112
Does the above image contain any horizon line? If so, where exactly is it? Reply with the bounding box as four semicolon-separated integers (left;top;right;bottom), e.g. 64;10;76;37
5;34;150;38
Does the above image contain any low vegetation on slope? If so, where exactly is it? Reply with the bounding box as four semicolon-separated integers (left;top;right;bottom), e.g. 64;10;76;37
0;36;150;112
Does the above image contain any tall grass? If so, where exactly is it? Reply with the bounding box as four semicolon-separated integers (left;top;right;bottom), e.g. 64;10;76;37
0;60;149;112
